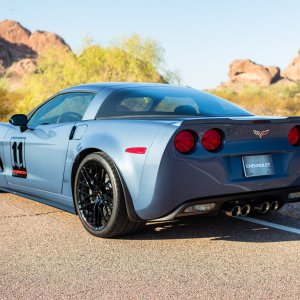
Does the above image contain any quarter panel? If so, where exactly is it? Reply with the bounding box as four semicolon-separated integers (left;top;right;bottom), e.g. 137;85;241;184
62;119;180;213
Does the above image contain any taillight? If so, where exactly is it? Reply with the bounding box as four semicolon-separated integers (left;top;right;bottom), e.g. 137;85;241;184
202;129;222;151
288;126;300;146
174;130;196;153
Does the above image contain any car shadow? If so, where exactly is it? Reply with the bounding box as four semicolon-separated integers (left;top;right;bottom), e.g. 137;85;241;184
121;214;300;242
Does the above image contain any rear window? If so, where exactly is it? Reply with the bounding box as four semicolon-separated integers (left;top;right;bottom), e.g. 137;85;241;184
97;86;251;118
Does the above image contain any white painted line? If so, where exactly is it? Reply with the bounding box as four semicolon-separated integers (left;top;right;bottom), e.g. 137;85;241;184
237;216;300;235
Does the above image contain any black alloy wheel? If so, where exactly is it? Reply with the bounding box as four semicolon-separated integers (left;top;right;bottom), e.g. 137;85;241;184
74;152;144;238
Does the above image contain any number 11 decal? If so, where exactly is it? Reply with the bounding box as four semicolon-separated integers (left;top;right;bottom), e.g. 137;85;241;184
11;138;27;178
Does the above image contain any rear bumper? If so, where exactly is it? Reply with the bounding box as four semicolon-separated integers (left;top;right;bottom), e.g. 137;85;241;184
134;139;300;220
151;186;300;221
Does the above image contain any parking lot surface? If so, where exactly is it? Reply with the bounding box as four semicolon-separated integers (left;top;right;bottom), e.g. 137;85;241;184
0;194;300;299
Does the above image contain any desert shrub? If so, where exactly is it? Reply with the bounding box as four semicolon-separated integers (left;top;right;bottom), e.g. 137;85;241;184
0;83;22;121
209;82;300;116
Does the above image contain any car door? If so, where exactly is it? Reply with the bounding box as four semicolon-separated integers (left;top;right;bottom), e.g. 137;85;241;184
2;92;95;196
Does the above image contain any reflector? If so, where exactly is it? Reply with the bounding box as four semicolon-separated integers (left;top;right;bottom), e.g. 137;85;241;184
183;203;216;214
125;147;147;154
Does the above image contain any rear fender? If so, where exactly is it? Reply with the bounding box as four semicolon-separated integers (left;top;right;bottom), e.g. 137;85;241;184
63;120;180;219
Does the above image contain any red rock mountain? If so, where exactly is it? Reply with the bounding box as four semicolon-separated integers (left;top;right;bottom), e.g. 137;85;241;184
220;50;300;90
0;20;70;81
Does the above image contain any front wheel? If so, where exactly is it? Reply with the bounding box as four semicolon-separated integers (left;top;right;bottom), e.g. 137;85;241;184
74;152;144;238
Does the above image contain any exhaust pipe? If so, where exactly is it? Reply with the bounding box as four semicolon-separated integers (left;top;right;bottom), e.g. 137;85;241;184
241;204;251;216
223;206;241;217
254;202;270;213
269;201;279;212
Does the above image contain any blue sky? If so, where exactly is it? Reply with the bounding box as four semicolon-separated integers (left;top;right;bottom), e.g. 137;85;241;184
1;0;300;89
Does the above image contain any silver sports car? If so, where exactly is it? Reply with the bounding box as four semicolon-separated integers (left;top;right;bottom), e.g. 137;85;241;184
1;83;300;237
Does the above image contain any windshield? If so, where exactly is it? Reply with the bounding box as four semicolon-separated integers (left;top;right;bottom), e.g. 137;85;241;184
97;86;252;118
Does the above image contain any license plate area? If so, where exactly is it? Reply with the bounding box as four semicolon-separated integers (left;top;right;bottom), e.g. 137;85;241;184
242;155;275;178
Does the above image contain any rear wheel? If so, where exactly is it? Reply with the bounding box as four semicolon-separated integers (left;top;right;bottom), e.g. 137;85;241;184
74;152;144;238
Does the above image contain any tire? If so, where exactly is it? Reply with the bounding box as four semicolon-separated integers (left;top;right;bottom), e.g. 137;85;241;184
74;152;144;238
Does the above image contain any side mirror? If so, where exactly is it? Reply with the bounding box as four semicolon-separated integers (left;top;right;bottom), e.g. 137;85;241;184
9;114;28;132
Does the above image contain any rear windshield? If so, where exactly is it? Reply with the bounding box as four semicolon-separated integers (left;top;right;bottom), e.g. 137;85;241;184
97;86;251;118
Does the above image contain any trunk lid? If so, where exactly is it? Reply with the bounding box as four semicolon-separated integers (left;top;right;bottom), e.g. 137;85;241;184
173;116;300;193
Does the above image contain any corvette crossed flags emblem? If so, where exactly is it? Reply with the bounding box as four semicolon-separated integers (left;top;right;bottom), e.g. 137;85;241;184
253;129;270;139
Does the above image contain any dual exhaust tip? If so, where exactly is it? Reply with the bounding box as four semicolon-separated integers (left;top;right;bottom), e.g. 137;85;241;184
224;205;250;217
224;201;279;217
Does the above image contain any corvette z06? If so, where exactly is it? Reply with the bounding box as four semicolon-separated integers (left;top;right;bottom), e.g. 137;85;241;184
1;83;300;237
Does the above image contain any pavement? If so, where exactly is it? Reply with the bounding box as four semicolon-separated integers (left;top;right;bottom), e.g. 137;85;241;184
0;193;300;300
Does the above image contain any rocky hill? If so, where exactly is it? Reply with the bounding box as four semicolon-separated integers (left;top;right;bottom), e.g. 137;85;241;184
220;51;300;90
0;20;70;87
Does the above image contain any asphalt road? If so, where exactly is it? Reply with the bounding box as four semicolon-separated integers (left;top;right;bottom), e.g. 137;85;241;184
0;194;300;300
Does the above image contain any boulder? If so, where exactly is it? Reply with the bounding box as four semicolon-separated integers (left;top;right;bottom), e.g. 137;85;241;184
266;66;281;83
0;36;36;69
8;58;36;77
0;20;30;45
282;50;300;81
228;59;280;88
0;20;70;54
28;30;70;54
0;19;71;89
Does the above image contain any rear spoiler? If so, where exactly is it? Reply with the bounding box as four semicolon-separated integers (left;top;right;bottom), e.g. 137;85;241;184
182;116;300;125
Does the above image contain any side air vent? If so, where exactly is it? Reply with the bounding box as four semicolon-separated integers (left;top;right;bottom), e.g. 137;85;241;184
0;156;4;172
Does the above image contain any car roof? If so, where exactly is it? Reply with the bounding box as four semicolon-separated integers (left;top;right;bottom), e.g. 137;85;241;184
60;82;179;93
